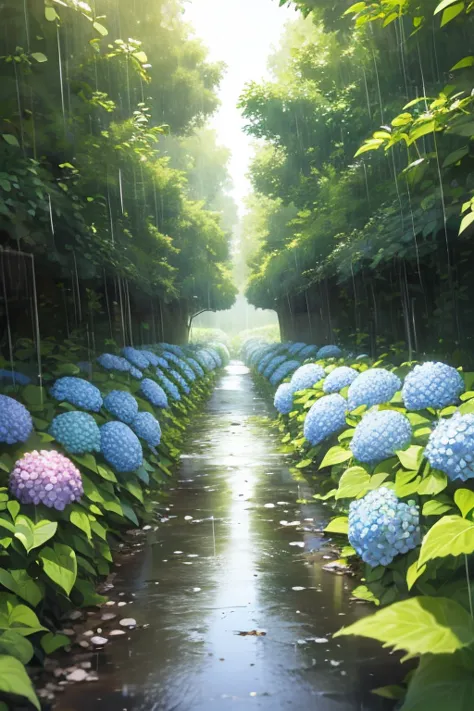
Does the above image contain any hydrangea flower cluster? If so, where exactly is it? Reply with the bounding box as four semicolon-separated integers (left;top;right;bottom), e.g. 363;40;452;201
162;351;183;367
155;371;181;401
207;349;222;368
100;422;143;472
289;364;326;393
0;395;33;444
129;366;143;379
122;347;149;371
161;343;184;357
299;345;318;359
348;369;401;410
186;358;205;378
140;378;169;408
0;369;31;385
402;362;464;411
303;394;347;445
170;369;190;394
139;350;161;367
274;383;294;415
287;342;307;355
195;350;216;371
317;345;342;359
103;390;138;424
155;356;170;369
97;353;131;373
270;360;301;386
131;412;161;447
348;488;421;567
50;411;100;454
263;355;287;379
258;352;277;374
351;409;412;463
179;362;196;382
51;377;103;412
10;450;83;510
323;366;358;394
425;413;474;481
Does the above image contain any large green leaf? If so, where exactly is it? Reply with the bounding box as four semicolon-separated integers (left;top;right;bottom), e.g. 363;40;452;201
319;446;352;469
418;515;474;568
454;489;474;518
334;597;474;660
0;655;40;709
335;466;370;499
39;544;77;595
41;632;71;654
402;655;474;710
0;594;46;636
70;510;92;540
0;630;34;664
0;569;42;607
31;520;58;550
324;516;349;534
396;445;424;471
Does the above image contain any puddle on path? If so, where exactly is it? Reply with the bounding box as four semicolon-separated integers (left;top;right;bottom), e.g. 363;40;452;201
55;362;398;711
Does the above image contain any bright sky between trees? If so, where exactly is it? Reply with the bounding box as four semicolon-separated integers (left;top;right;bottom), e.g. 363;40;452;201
183;0;294;216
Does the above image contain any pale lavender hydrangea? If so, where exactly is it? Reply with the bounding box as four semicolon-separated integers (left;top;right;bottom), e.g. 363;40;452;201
9;450;83;510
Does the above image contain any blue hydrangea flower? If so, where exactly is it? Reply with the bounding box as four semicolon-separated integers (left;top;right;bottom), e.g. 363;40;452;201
179;362;196;382
160;343;184;357
186;358;205;378
122;347;149;370
0;369;31;385
348;488;421;567
155;371;181;401
287;342;307;355
162;351;182;367
348;369;401;410
317;345;342;359
97;353;131;373
195;350;216;371
263;355;287;379
169;369;190;394
156;356;170;369
323;366;358;394
131;411;161;447
51;377;103;412
290;364;326;393
100;421;143;472
103;390;138;424
139;350;161;367
207;349;223;368
425;413;474;481
402;362;464;411
129;366;143;380
248;345;269;367
274;383;294;415
299;345;318;359
303;394;347;445
270;360;301;386
140;378;169;408
351;409;412;463
0;395;33;444
49;411;100;454
258;351;277;374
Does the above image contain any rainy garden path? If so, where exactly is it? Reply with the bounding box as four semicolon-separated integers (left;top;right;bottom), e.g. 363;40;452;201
55;363;395;711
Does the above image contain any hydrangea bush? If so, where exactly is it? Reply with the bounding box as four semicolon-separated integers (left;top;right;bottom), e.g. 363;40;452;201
10;450;83;510
0;394;33;444
323;366;358;394
350;409;412;463
50;377;103;412
186;357;205;378
100;421;143;472
263;355;287;379
303;394;347;445
50;411;101;454
425;413;474;481
122;347;149;370
289;363;326;393
317;345;342;359
140;378;169;408
348;488;421;567
402;361;464;410
348;368;401;410
274;383;294;415
155;371;181;401
104;390;139;424
97;353;132;373
131;412;162;447
270;359;301;386
170;369;191;394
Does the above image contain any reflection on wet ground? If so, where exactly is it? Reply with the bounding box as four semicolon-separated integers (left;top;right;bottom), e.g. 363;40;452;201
56;362;397;711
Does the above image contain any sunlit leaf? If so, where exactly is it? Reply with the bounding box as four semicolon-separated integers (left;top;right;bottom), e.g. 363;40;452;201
0;655;40;709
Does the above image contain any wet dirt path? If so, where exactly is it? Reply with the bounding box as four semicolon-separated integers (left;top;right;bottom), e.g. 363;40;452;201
56;363;395;711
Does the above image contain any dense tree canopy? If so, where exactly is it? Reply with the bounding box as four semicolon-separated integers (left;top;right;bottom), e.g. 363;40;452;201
0;0;237;345
241;0;474;360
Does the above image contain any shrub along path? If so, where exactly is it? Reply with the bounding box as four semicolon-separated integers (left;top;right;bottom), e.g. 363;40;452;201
53;363;396;711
